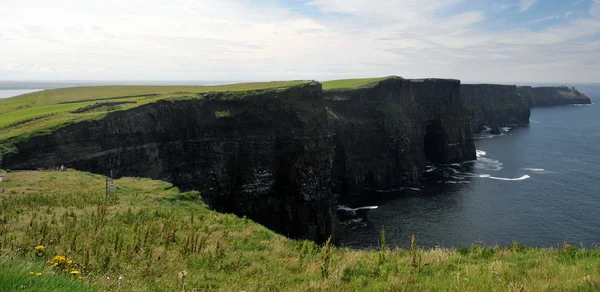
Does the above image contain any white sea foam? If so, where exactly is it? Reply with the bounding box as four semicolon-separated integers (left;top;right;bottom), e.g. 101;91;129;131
523;168;545;172
482;175;530;181
474;157;503;171
500;127;511;133
445;181;457;184
337;205;378;212
476;150;487;157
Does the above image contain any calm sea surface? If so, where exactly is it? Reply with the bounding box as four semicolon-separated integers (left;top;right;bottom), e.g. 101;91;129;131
0;89;43;99
340;86;600;248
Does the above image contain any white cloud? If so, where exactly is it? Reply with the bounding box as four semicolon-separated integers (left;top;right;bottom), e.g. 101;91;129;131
0;0;598;83
520;0;537;12
529;15;561;24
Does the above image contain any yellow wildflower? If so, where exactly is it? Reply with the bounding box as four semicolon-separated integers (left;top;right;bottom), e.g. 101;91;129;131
35;273;42;276
34;245;45;252
70;270;80;275
29;272;35;275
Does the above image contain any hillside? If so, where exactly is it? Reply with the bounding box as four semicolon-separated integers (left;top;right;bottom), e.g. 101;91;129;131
1;170;600;291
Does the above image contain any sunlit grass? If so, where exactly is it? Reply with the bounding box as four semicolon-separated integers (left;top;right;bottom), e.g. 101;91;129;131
1;169;600;291
321;76;397;91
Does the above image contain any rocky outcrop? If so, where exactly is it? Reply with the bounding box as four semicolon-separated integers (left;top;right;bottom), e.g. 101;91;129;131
2;83;339;244
325;77;476;195
517;86;591;107
461;84;530;133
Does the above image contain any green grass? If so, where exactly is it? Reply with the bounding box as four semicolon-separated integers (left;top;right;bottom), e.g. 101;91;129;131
2;170;600;291
0;259;94;291
0;81;308;141
321;76;398;91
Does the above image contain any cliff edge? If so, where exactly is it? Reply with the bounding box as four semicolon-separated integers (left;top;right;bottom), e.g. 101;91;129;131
518;86;591;107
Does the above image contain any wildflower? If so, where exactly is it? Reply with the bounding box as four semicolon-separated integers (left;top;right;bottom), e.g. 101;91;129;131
34;245;45;252
70;270;80;275
178;270;188;279
35;273;42;276
29;272;35;275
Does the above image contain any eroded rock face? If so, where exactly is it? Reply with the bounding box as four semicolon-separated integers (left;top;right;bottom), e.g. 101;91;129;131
2;83;339;243
324;78;476;194
518;86;591;107
1;79;484;242
461;84;531;133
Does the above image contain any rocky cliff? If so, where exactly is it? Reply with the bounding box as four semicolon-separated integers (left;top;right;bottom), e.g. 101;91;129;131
325;77;476;195
1;78;481;242
2;83;339;243
461;84;531;133
517;86;591;107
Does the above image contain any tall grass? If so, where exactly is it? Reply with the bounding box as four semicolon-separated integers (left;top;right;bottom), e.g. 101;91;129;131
2;170;600;291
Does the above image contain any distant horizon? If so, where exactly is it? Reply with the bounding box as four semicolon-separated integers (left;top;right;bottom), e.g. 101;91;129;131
1;78;599;86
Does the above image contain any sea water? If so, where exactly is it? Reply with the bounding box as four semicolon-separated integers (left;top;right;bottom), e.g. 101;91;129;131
340;85;600;248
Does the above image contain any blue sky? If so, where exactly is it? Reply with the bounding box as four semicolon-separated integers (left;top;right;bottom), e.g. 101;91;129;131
0;0;599;83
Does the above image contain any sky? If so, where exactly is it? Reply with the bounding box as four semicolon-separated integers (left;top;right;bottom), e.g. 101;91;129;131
0;0;599;83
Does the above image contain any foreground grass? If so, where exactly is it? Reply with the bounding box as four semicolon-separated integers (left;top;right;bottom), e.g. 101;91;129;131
0;81;307;142
1;170;600;291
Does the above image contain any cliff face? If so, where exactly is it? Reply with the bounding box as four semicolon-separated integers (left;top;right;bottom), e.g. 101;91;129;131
1;78;481;242
461;84;531;133
2;83;339;243
325;78;476;194
518;86;591;107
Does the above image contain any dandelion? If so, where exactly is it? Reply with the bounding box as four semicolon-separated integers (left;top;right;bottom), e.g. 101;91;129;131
34;245;45;252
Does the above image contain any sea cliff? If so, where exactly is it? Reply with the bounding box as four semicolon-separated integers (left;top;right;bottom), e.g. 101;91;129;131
518;86;591;107
461;84;531;133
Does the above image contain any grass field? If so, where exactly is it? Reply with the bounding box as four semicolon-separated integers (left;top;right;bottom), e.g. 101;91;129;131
0;81;308;143
321;76;397;91
1;170;600;291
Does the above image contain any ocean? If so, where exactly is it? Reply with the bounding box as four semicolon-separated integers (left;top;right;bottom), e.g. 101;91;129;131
339;85;600;248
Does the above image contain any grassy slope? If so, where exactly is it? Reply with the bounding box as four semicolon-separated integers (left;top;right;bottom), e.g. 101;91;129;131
0;81;307;142
321;76;396;91
1;170;600;291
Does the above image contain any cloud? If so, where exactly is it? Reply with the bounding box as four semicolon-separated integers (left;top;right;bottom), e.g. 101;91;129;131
519;0;537;12
592;0;600;17
529;15;561;24
0;0;599;83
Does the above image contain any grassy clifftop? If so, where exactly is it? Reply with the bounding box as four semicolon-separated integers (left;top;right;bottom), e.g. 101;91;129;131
321;76;398;91
0;81;308;141
1;170;600;291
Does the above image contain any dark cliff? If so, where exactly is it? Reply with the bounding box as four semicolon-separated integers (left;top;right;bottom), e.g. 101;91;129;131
325;78;476;195
461;84;530;133
517;86;591;107
2;83;339;243
1;78;482;242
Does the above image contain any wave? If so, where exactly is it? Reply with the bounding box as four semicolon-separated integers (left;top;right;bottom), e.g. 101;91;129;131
474;157;503;171
479;174;531;181
337;205;378;213
476;150;487;157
